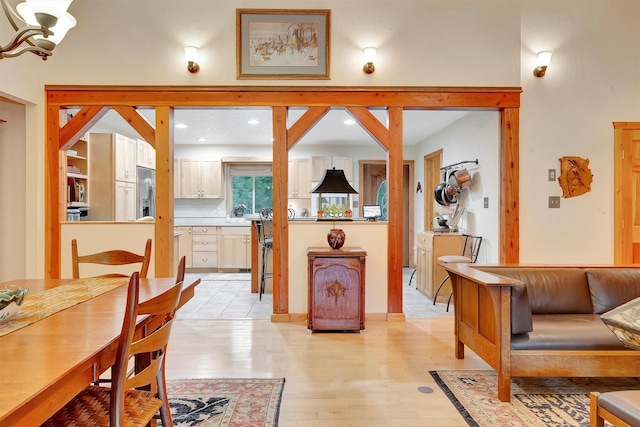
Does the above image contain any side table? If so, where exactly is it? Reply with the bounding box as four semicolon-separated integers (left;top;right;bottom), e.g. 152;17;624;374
307;246;366;332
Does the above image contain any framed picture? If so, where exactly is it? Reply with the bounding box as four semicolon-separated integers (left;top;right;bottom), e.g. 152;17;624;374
236;9;330;80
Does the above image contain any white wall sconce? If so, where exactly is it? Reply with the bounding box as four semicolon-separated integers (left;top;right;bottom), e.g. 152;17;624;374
363;47;376;74
0;0;77;60
184;46;200;73
533;50;552;77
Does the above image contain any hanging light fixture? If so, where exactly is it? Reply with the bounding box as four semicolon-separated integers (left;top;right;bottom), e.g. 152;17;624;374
1;0;77;60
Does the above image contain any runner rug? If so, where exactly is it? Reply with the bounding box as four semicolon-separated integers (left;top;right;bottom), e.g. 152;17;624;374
166;378;285;427
430;370;640;427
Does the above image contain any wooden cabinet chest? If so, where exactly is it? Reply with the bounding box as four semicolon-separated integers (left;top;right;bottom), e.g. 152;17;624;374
307;247;366;332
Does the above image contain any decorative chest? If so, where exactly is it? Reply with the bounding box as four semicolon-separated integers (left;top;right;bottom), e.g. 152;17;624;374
307;247;366;332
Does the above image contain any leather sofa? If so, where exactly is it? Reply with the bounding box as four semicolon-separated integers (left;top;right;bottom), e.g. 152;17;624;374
440;264;640;402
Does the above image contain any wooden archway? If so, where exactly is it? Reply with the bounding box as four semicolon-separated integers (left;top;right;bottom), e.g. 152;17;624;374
45;86;521;317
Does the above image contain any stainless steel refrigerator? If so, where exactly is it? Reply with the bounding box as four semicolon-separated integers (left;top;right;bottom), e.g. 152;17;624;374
136;166;156;219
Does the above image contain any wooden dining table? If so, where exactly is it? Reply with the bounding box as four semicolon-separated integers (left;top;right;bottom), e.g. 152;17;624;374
0;276;200;426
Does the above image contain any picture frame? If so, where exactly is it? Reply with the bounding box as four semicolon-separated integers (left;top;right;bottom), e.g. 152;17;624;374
236;9;330;80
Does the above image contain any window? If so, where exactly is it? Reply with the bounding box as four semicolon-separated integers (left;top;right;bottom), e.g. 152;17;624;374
228;163;272;215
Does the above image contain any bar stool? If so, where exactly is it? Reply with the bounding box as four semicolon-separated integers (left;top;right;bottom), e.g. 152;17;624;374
257;208;273;301
433;234;482;311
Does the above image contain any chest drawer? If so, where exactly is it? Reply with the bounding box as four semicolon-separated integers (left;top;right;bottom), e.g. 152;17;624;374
192;234;217;251
192;251;217;268
192;226;217;235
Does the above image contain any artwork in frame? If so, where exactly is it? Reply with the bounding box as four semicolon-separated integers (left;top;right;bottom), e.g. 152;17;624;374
236;9;330;80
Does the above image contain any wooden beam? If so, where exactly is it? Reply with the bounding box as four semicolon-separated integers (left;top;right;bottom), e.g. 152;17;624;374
346;107;390;149
154;107;174;277
273;106;289;314
111;106;156;148
46;105;61;278
387;107;404;313
59;106;109;150
288;106;330;149
500;108;519;263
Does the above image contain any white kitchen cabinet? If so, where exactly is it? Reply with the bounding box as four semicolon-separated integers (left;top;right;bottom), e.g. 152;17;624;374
136;139;155;169
173;159;180;199
288;158;311;198
312;156;353;182
218;226;251;270
88;133;139;221
179;158;222;199
114;181;136;221
175;226;193;268
192;226;218;269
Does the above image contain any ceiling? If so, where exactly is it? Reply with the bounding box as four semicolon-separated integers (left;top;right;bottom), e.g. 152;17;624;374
84;107;470;146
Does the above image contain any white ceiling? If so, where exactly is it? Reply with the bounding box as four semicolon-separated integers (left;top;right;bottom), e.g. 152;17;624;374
84;107;469;146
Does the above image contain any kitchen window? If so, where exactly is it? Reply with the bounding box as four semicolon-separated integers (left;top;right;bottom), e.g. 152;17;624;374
228;163;272;216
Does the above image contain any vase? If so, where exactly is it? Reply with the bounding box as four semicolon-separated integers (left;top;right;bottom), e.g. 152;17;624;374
327;228;346;249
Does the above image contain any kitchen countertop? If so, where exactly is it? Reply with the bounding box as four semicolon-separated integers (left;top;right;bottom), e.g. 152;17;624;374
174;217;250;227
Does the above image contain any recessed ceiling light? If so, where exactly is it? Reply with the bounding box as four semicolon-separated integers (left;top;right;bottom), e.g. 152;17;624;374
175;123;187;129
248;119;260;125
197;137;207;142
344;119;356;125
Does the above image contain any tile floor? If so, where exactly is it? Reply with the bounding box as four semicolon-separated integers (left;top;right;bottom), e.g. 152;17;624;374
178;268;454;319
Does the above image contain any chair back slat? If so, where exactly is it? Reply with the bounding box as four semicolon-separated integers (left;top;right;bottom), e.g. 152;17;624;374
72;238;152;279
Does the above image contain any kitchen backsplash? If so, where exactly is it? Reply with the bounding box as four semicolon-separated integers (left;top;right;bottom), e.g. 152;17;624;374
175;198;226;218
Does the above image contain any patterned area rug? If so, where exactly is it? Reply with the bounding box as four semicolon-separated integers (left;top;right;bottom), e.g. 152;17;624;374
166;378;284;427
430;370;640;427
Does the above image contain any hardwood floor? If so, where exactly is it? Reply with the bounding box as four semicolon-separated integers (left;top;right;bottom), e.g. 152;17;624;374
166;270;489;426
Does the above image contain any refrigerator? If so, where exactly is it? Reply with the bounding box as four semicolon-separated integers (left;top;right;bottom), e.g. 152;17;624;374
136;166;156;219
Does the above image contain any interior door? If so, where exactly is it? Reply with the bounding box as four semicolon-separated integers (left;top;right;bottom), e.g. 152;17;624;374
614;123;640;263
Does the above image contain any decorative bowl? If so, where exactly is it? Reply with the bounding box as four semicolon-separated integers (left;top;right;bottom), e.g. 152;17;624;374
0;286;29;322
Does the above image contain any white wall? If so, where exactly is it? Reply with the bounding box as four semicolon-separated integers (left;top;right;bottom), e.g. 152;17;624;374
414;112;500;263
0;1;639;277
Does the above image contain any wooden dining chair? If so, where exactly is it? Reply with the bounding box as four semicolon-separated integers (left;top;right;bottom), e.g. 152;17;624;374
590;390;640;426
72;238;152;279
42;272;182;427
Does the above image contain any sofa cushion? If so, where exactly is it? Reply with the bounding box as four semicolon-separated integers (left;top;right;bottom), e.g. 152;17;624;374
511;281;533;334
511;314;628;350
586;269;640;314
482;268;592;314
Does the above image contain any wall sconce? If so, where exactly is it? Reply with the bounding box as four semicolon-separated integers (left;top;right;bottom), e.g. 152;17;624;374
184;46;200;73
363;47;376;74
0;0;77;60
533;50;552;77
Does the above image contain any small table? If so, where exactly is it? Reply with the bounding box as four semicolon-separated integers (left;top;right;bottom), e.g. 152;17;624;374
307;247;366;332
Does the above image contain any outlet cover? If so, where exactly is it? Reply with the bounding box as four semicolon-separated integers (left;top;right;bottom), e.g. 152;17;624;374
549;196;560;208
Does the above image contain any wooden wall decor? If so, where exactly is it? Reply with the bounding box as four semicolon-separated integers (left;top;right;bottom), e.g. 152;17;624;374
558;156;593;198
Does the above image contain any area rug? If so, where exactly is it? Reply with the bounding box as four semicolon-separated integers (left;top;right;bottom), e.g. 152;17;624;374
430;370;640;427
165;378;284;427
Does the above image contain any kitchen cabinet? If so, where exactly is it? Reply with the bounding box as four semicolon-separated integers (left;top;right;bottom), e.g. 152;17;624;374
114;181;136;221
307;247;366;332
312;156;353;182
136;139;155;169
175;226;193;268
192;226;218;269
288;158;311;198
64;136;89;209
173;159;180;199
88;133;139;221
218;226;251;270
179;158;222;199
415;231;464;300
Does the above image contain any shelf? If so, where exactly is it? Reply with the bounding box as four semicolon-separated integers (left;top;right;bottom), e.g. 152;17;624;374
67;154;86;160
67;172;88;180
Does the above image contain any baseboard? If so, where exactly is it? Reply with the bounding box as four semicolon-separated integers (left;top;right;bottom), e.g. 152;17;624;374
273;313;405;322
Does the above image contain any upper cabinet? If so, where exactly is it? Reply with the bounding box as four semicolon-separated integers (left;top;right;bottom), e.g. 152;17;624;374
178;158;222;199
113;133;137;183
312;156;354;182
288;158;312;199
136;139;155;170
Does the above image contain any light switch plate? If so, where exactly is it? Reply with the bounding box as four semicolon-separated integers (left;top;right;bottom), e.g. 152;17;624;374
548;169;556;181
484;197;489;208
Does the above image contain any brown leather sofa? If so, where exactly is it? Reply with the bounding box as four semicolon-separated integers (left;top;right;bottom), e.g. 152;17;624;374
440;264;640;402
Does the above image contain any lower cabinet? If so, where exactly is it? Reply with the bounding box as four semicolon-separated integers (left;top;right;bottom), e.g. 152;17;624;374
114;181;136;221
175;226;193;268
416;232;464;300
192;226;218;269
307;247;366;332
218;227;251;270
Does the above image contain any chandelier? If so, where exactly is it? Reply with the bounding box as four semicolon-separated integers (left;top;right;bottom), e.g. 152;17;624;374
1;0;76;60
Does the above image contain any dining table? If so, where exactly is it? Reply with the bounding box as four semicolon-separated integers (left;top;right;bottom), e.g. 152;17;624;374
0;275;200;426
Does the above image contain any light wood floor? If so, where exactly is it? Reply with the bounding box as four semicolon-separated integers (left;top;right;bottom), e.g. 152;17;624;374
165;317;491;426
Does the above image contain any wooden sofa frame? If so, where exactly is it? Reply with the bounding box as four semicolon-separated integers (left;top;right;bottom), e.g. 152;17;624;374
442;263;640;402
